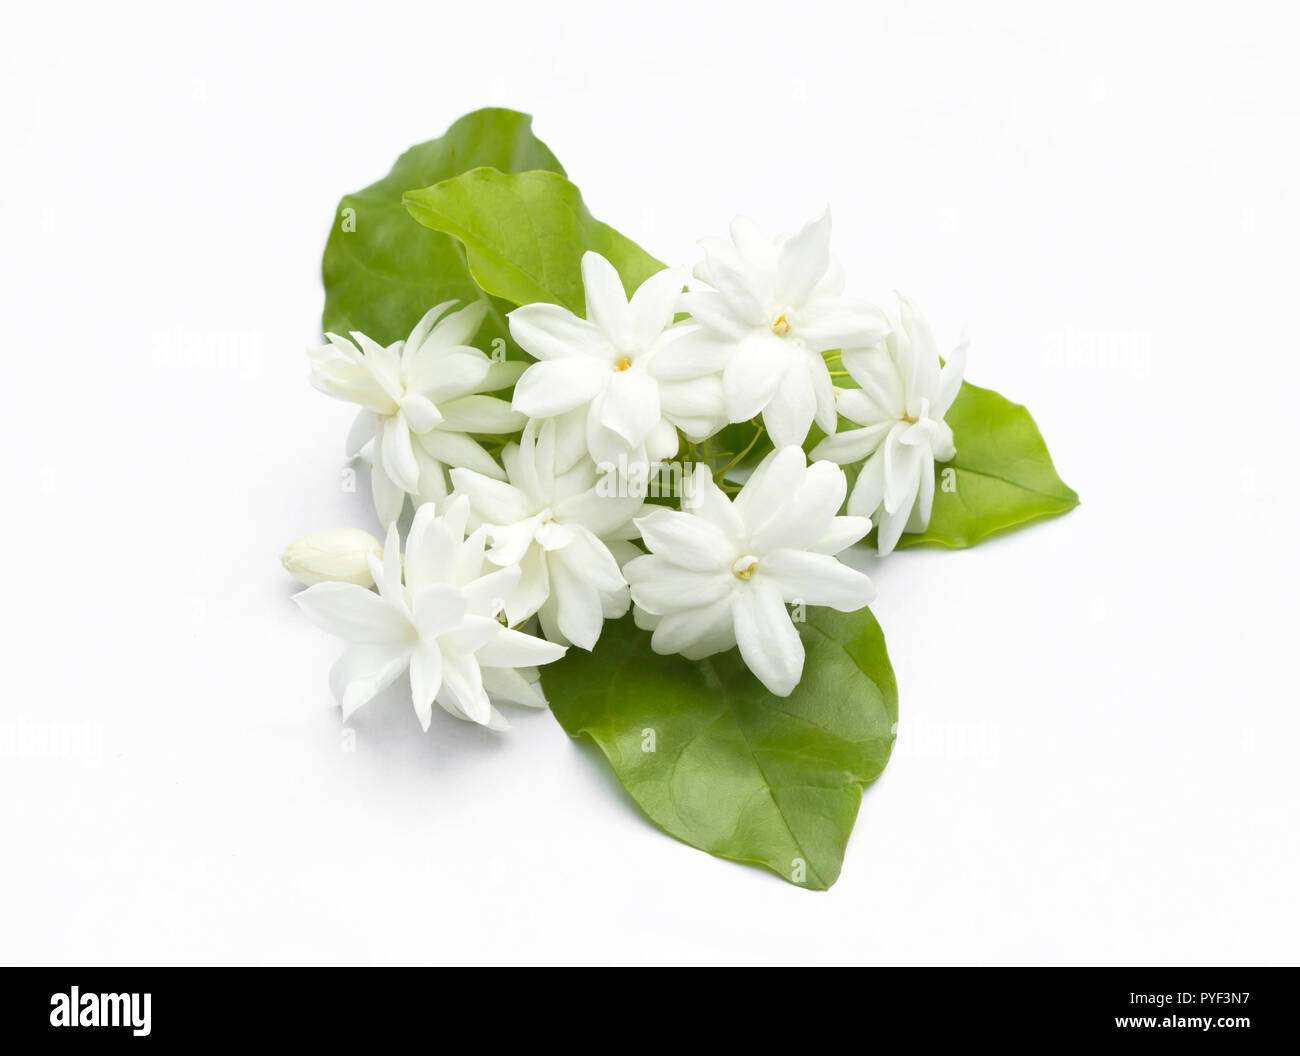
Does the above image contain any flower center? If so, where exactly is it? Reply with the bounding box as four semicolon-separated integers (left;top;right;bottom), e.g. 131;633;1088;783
614;356;632;371
770;313;791;336
902;414;919;424
731;555;759;580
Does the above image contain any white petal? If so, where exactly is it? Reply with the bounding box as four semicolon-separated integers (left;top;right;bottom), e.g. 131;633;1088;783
419;430;505;480
440;614;504;655
482;665;547;708
437;394;526;434
411;584;467;640
634;508;735;572
841;345;906;421
547;556;605;650
776;208;832;305
731;581;804;697
508;302;609;361
809;349;838;434
649;596;737;659
370;455;405;527
912;447;936;532
750;460;847;552
426;299;488;349
399;394;443;434
346;409;377;457
678;463;744;536
475;626;567;667
811;515;872;555
648;323;735;382
936;335;968;417
599;368;661;445
329;642;411;719
733;446;807;532
380;414;420;494
449;468;534;525
512;357;607;418
875;497;913;556
836;388;896;428
486;517;543;567
403;502;448;592
403;300;458;351
677;290;752;340
408;644;443;731
416;349;493;404
896;293;941;406
581;252;634;346
481;358;527;392
377;521;403;601
626;557;731;616
722;331;787;422
759;360;816;448
503;545;550;626
847;451;886;520
728;214;777;270
628;266;686;346
462;565;522;619
882;427;923;515
810;421;893;464
555;526;626;593
795;299;890;353
438;649;491;725
293;581;411;643
553;487;644;538
760;549;876;611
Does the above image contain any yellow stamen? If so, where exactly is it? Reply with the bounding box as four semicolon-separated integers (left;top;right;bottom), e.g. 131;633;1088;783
615;356;632;371
771;314;790;336
732;555;758;580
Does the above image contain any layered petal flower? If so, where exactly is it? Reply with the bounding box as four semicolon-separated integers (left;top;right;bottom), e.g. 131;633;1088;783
308;301;526;526
671;211;890;447
450;418;646;650
624;447;875;696
509;253;728;470
292;498;565;730
811;294;968;554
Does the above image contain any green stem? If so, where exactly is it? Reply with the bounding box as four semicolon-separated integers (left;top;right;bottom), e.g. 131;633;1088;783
718;424;765;479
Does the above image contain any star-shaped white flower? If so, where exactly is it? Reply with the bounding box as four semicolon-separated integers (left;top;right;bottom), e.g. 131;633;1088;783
668;210;889;448
623;447;875;696
308;301;526;526
811;294;967;554
292;497;565;730
509;253;728;467
450;418;645;650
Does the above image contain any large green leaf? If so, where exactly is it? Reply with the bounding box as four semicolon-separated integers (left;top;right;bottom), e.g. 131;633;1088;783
542;609;897;889
896;381;1078;548
321;108;565;346
403;168;665;314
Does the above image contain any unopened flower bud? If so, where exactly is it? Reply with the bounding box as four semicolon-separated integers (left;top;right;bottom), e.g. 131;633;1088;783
281;529;383;587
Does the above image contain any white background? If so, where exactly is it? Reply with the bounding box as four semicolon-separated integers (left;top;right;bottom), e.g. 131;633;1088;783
2;0;1297;966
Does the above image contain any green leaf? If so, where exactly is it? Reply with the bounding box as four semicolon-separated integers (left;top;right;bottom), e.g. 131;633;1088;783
321;108;565;347
403;168;665;314
542;608;897;889
896;381;1079;549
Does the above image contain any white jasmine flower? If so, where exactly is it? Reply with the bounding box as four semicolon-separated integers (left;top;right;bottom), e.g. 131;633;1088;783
308;301;526;526
509;253;728;467
811;294;967;554
292;497;565;731
281;528;383;587
667;210;889;447
449;418;645;650
624;447;875;696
